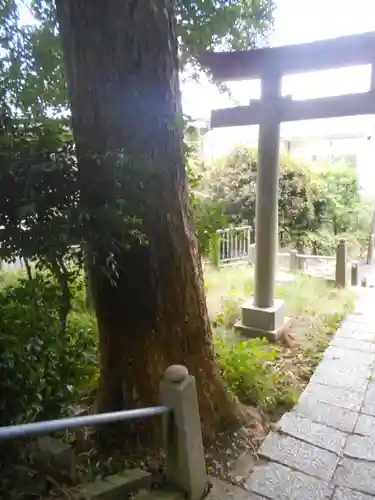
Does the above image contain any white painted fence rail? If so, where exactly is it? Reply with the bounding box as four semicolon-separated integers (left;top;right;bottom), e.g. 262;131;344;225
215;226;348;283
216;225;254;265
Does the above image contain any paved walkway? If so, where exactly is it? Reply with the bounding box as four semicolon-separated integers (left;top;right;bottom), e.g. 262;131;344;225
244;288;375;499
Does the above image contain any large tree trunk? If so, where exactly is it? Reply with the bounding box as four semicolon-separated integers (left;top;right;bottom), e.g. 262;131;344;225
55;0;246;439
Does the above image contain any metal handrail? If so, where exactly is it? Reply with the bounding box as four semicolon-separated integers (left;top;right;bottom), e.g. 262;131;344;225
0;406;169;441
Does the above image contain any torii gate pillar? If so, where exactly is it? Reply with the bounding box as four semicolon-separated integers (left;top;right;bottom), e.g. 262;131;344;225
235;74;286;341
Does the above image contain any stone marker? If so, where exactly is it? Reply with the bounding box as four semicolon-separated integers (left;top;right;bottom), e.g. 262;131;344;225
289;249;298;272
351;261;359;286
33;436;75;481
335;239;348;287
77;469;152;500
159;365;207;500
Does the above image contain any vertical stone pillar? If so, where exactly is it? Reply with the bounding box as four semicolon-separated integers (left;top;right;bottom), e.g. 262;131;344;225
254;74;282;308
289;250;298;272
351;261;359;286
159;365;207;500
335;239;348;287
235;74;286;341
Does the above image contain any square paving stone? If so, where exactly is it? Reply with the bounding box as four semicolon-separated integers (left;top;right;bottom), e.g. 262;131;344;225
258;432;339;481
362;382;375;416
333;486;375;499
310;359;371;392
330;336;375;353
345;315;375;328
354;414;375;436
325;344;375;366
334;457;375;495
338;327;375;344
299;383;365;412
246;462;333;500
209;477;267;500
278;412;347;454
338;321;359;334
294;397;359;433
344;435;375;461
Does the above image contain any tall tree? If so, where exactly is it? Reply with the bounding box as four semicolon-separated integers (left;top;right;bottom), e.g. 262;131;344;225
0;0;274;117
53;0;247;437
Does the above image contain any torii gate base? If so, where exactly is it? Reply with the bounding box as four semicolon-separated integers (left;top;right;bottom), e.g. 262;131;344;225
203;31;375;341
235;299;286;341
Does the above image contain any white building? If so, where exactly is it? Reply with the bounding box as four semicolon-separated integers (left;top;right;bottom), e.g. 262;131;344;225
202;115;375;197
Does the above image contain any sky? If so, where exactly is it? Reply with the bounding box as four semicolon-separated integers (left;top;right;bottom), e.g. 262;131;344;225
182;0;375;127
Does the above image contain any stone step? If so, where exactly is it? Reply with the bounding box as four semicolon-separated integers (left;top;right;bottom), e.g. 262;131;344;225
76;468;152;499
134;478;263;500
134;488;185;500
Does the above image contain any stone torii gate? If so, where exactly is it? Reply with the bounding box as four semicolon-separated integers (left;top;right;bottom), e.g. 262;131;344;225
202;31;375;340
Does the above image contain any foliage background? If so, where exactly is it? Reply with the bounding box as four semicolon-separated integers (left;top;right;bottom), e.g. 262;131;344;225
203;145;372;257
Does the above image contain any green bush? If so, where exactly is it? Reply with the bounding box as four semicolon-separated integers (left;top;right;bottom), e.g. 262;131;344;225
206;145;371;254
215;336;297;412
0;275;98;425
187;162;227;255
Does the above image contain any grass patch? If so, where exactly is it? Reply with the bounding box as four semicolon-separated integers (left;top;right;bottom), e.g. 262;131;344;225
215;336;298;412
206;264;355;417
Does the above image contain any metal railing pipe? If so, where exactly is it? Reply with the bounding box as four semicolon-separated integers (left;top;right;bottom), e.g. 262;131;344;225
0;406;169;440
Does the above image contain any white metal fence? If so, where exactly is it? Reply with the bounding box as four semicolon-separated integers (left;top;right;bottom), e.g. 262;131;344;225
215;225;338;279
216;226;254;265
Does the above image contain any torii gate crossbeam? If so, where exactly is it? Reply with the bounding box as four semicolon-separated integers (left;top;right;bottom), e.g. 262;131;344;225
202;31;375;340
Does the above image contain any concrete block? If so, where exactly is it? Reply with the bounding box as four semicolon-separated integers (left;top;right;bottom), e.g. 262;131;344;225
235;298;286;341
241;298;285;331
77;469;152;499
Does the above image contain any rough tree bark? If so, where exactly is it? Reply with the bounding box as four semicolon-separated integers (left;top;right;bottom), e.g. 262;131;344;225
54;0;246;439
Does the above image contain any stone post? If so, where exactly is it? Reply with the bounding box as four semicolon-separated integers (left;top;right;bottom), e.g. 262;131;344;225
335;239;348;287
289;250;298;272
254;74;282;308
351;261;359;286
234;74;286;341
159;365;207;500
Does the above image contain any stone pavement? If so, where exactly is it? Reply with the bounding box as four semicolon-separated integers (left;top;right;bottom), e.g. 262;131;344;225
245;288;375;499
